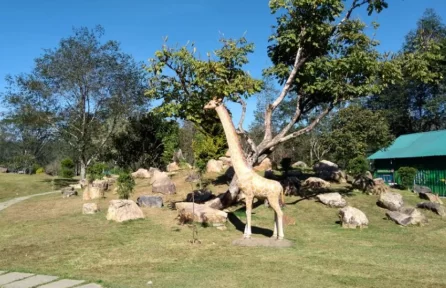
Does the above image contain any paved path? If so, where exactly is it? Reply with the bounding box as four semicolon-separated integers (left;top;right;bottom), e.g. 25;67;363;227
0;271;102;288
0;191;60;212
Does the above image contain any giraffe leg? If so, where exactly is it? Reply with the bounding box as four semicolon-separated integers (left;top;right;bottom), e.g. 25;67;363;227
269;197;284;240
244;195;253;239
272;211;278;238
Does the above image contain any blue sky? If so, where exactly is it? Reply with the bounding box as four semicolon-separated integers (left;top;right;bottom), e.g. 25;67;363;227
1;0;446;127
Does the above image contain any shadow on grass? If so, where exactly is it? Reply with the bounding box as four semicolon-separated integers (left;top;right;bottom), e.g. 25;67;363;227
227;200;274;237
40;178;79;190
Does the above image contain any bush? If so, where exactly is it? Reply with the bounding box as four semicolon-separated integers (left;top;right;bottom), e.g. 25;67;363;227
87;162;108;183
397;167;417;190
348;156;370;176
116;172;135;199
192;132;226;172
60;158;75;178
45;160;61;176
36;167;45;174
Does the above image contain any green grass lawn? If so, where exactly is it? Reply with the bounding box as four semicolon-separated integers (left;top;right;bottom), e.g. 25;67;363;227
0;173;58;201
0;172;445;288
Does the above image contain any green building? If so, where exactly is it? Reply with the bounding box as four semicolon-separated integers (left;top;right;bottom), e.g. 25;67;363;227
368;130;446;197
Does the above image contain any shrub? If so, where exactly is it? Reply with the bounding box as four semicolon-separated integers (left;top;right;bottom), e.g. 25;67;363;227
45;160;61;176
36;167;45;174
60;158;75;178
87;162;108;183
192;131;226;172
116;172;135;199
348;156;370;176
397;167;417;190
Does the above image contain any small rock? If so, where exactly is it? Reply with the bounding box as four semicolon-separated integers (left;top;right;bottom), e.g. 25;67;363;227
339;206;369;229
377;192;404;211
167;162;180;172
302;177;331;190
253;158;272;171
413;184;432;194
147;280;153;285
83;203;99;214
418;191;443;205
131;168;151;179
316;192;347;208
216;226;227;231
106;200;144;223
206;159;224;173
136;195;163;208
61;187;78;198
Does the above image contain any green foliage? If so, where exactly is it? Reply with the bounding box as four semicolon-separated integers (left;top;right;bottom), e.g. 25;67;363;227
36;167;45;174
87;162;107;183
60;158;75;178
105;112;179;170
397;167;417;190
116;172;135;200
348;156;370;176
325;105;393;167
367;9;446;136
192;131;226;172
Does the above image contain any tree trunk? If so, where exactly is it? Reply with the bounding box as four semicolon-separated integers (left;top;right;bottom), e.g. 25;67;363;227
80;160;87;180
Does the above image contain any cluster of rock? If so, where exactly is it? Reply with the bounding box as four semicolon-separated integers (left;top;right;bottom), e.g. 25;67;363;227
352;172;390;195
313;160;346;183
175;202;228;225
130;167;176;195
378;191;428;226
414;185;445;217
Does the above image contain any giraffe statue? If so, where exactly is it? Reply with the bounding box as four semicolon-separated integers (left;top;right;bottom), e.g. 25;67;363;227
204;98;285;240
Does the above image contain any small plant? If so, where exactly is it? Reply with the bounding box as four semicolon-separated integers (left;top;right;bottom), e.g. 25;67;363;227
348;156;370;177
60;158;75;178
36;167;45;174
87;162;108;183
116;172;135;199
397;167;417;190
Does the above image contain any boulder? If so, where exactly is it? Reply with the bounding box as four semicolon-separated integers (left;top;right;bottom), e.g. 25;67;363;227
292;161;308;169
218;156;232;168
253;158;272;171
136;195;163;208
92;179;108;191
206;159;224;173
149;167;161;177
106;200;144;222
418;191;443;205
302;177;331;190
0;167;8;173
151;170;176;195
83;203;99;214
176;202;227;224
370;178;390;195
386;207;427;226
339;206;369;229
167;162;180;172
377;192;404;211
316;192;347;208
61;187;78;198
131;168;151;179
413;184;432;194
313;160;347;183
417;202;446;217
88;185;105;200
186;189;215;203
79;179;88;189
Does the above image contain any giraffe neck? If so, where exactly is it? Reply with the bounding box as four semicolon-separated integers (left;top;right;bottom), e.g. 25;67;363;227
215;104;252;176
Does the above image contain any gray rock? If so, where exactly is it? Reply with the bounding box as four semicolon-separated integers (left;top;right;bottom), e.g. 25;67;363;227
418;191;443;205
417;202;446;216
413;184;432;194
313;160;347;183
338;206;369;229
136;195;163;208
61;187;78;198
386;207;427;226
377;192;404;211
316;192;347;208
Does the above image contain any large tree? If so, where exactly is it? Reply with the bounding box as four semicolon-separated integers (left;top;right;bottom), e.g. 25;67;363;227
146;1;436;206
366;9;446;136
2;26;148;179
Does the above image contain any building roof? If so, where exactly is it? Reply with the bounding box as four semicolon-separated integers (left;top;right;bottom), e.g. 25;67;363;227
368;129;446;160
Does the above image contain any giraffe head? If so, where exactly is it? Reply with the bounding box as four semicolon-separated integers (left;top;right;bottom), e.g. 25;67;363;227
204;97;222;110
